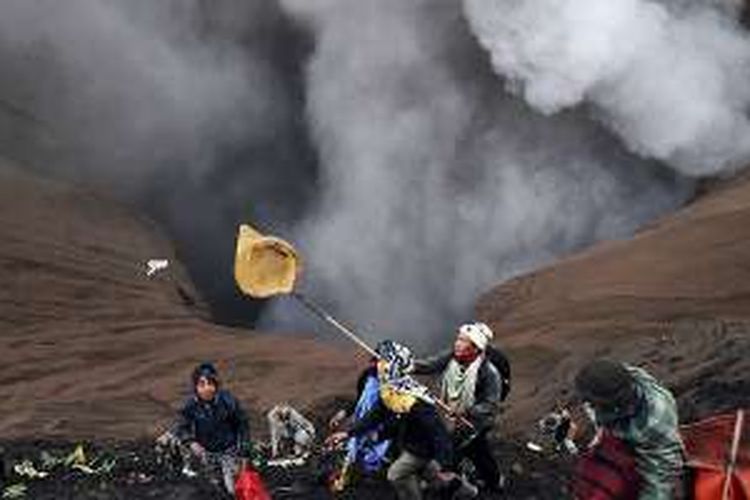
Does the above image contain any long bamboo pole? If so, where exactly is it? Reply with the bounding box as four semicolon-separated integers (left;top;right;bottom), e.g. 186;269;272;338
290;291;475;431
722;409;744;500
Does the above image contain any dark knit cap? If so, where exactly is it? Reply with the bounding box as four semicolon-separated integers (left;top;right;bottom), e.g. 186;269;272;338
192;362;219;386
574;359;636;408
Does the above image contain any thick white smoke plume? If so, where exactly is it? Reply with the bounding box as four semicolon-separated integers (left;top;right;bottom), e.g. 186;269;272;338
2;0;746;346
463;0;750;175
270;0;693;345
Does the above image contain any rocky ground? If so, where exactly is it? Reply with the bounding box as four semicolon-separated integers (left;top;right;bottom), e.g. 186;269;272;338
0;438;568;500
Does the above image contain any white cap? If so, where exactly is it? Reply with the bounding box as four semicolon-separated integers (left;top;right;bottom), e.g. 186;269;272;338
458;322;494;351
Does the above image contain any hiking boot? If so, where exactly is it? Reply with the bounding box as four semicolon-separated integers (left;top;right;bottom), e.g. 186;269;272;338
454;481;479;499
477;473;507;493
497;473;507;491
444;477;479;500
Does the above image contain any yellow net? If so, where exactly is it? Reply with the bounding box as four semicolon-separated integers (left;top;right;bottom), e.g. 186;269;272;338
234;224;301;298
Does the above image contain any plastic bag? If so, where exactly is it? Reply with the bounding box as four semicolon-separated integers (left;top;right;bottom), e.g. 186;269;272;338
234;467;271;500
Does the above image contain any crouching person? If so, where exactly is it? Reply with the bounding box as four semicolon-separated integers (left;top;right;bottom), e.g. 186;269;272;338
573;359;684;500
329;341;477;500
165;362;251;496
267;404;316;459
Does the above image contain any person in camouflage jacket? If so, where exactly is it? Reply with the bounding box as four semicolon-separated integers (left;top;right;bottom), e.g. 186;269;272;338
575;359;684;500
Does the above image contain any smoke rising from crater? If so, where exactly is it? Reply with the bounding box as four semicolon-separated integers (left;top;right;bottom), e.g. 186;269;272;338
463;0;750;175
268;0;694;345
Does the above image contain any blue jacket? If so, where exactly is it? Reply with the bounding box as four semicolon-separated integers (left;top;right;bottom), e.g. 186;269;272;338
346;373;391;472
175;389;250;453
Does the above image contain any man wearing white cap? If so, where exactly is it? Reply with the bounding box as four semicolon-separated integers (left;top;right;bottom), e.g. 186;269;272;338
413;322;506;492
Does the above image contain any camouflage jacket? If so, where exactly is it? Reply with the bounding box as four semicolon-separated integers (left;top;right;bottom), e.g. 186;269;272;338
596;366;684;500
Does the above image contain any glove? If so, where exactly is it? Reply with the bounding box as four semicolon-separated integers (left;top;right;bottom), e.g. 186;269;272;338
189;442;206;460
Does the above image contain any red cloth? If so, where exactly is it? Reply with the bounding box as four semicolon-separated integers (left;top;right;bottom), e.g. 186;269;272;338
234;467;271;500
453;349;480;365
682;409;749;500
572;432;641;500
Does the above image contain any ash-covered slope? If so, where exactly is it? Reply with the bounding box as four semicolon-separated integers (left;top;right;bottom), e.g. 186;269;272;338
3;151;749;444
478;172;750;432
0;161;357;440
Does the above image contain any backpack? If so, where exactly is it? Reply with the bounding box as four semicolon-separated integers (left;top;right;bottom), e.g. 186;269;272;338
485;346;511;401
572;432;641;500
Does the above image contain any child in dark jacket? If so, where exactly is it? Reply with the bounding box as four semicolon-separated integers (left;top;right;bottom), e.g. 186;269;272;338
170;362;250;496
